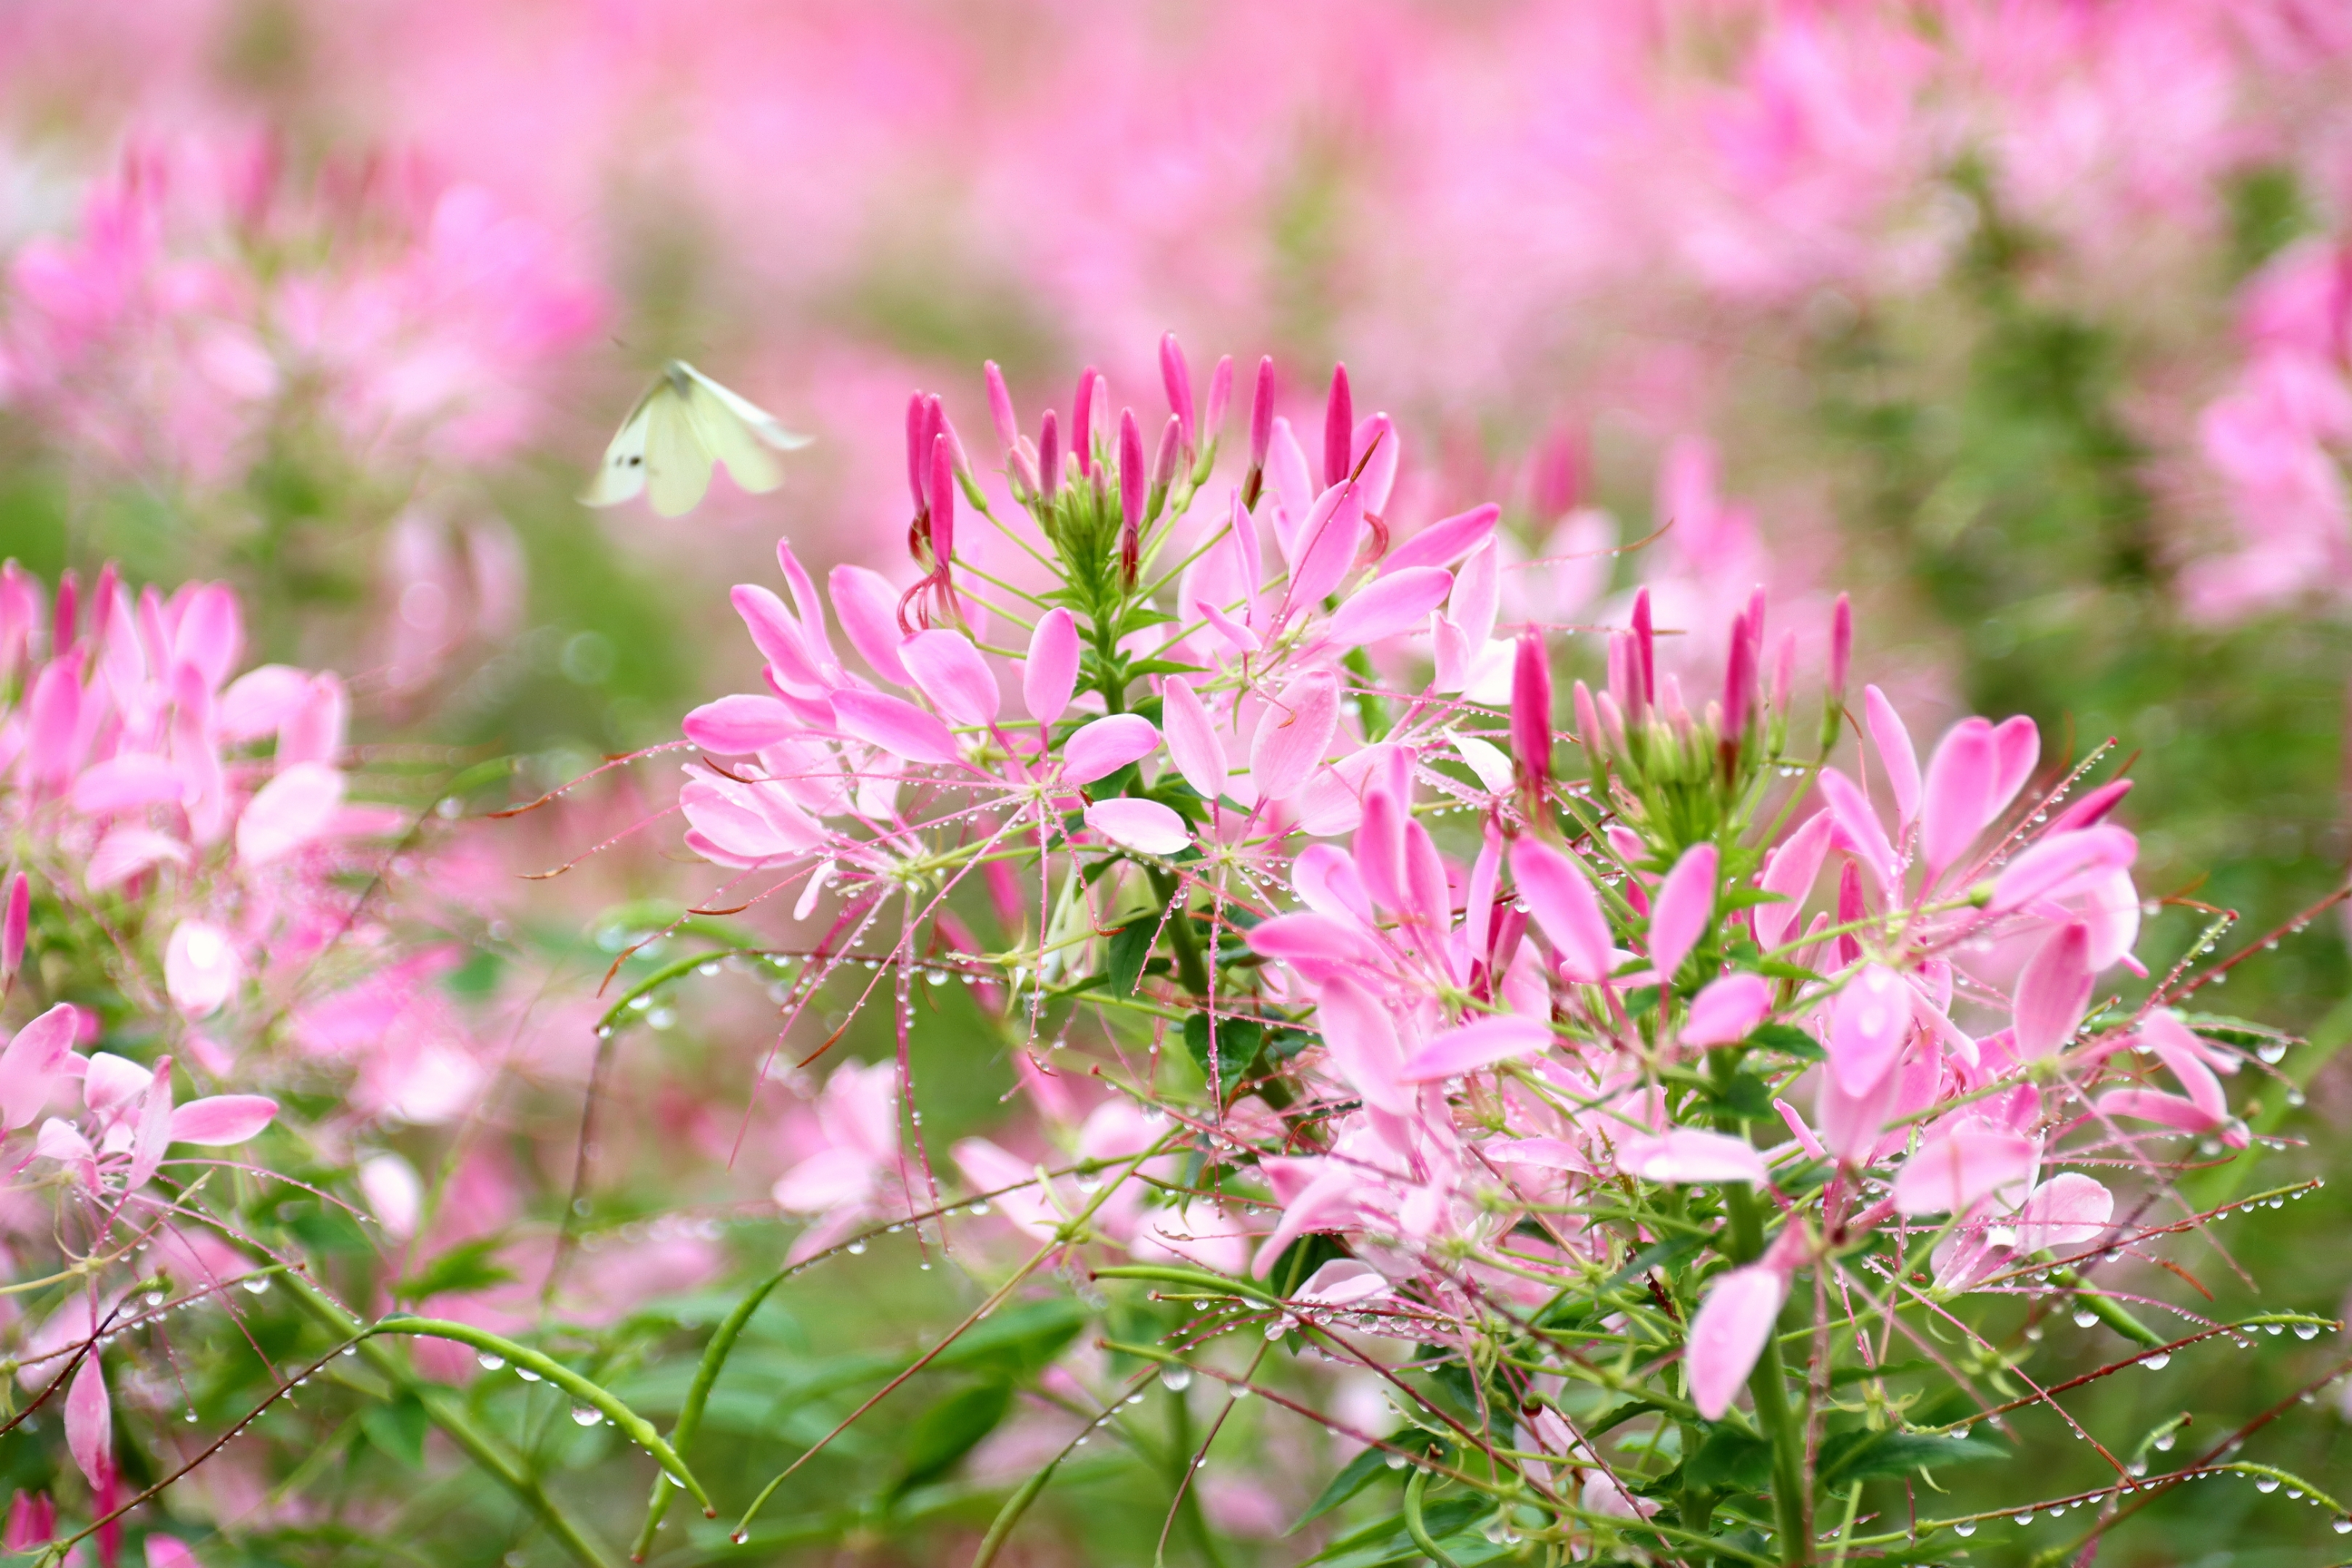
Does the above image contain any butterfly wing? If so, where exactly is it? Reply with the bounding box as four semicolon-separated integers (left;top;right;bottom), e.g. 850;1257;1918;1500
679;362;812;452
644;385;715;518
684;379;783;496
579;393;654;507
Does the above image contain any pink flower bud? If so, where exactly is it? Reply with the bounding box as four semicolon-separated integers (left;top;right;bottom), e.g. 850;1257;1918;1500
1828;592;1853;703
1511;630;1553;792
1037;408;1061;499
1151;413;1180;497
929;433;957;563
984;361;1019;458
1;873;25;981
1118;408;1146;562
1248;356;1275;473
1322;364;1353;489
1572;679;1601;751
1072;367;1101;478
1008;443;1039;497
1630;587;1656;704
903;393;930;512
1204;354;1233;446
1159;332;1195;454
1721;610;1754;739
52;571;76;656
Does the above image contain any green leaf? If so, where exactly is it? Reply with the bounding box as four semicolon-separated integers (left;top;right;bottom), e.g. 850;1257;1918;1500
1304;1498;1487;1566
1816;1429;2010;1490
1291;1433;1410;1531
393;1237;515;1303
1106;916;1156;995
928;1299;1089;1379
894;1381;1013;1494
1701;1071;1776;1121
1686;1426;1774;1492
1744;1022;1822;1057
1184;1013;1266;1095
361;1396;429;1468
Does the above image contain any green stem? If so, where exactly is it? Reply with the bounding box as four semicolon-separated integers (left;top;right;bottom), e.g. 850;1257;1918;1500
2047;1265;2165;1348
632;1266;793;1559
1402;1463;1464;1568
1723;1187;1810;1567
284;1275;616;1568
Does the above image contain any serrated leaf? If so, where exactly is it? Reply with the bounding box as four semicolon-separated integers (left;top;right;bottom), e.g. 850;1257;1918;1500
1816;1429;2009;1490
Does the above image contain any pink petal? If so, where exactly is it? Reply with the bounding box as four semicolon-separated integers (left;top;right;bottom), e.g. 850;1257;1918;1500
1863;686;1921;827
1621;1127;1769;1185
126;1057;173;1190
65;1355;111;1491
732;584;828;695
68;754;185;816
682;694;799;754
1023;609;1081;724
2012;922;2094;1059
0;1003;83;1133
1327;567;1453;647
1814;769;1898;892
1688;1263;1789;1420
1485;1136;1587;1172
1829;965;1911;1095
2094;1087;2225;1138
1160;678;1228;801
1891;1126;2038;1217
1063;714;1161;785
1195;598;1262;654
2012;1173;2113;1255
163;920;241;1018
1682;973;1772;1047
1647;842;1719;980
1381;503;1500;576
1282;481;1366;617
168;1095;277;1146
235;761;345;865
830;690;961;765
1918;719;1996;878
1754;810;1833;950
1355;789;1408;913
1988;826;2138;913
1248;671;1340;803
1246;912;1378;981
1990;716;2041;815
1316;975;1411;1114
1511;838;1614;983
901;629;1000;727
828;565;913;685
1293;1259;1393;1307
1396;1016;1553;1082
1083;798;1189;856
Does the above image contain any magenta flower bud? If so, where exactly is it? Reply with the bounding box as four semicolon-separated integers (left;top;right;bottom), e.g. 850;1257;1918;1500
1771;631;1795;715
904;393;931;512
1630;586;1656;703
1323;363;1354;489
1722;611;1754;740
1037;409;1061;499
984;361;1019;459
1204;354;1233;445
2;870;26;981
1249;356;1275;471
1609;629;1649;730
929;434;957;563
1744;585;1767;647
1150;413;1180;498
1159;331;1195;454
1118;409;1146;531
1511;629;1553;795
936;405;971;481
1072;367;1101;478
1828;592;1853;702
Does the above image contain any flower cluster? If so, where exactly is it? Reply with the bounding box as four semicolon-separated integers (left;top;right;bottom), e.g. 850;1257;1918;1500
654;344;2337;1562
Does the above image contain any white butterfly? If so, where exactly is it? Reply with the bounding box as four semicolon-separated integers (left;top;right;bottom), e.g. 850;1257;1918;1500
581;360;812;518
